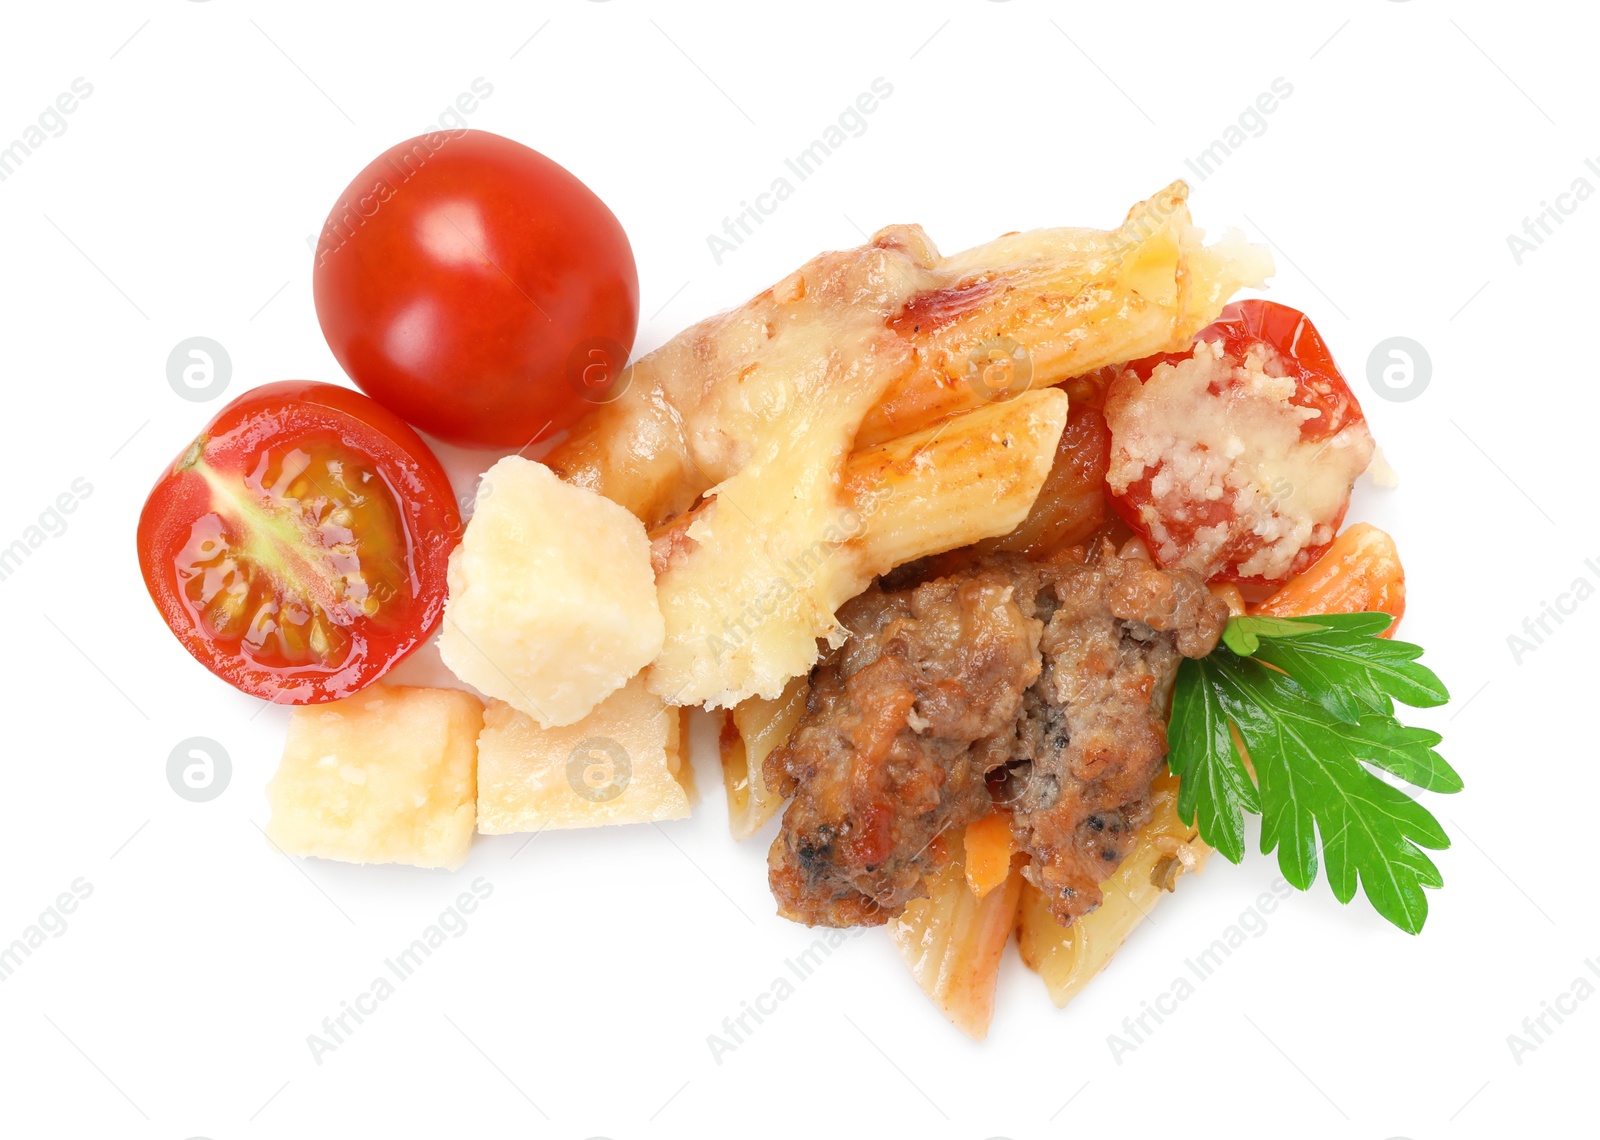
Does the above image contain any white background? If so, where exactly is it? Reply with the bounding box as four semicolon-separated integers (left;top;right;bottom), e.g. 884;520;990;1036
0;2;1592;1137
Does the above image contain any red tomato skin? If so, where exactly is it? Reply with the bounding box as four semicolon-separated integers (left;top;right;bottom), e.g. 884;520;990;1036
1108;300;1370;585
137;382;461;704
313;130;639;448
1123;299;1366;444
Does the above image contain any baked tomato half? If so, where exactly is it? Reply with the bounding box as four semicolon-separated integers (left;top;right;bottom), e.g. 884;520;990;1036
1104;300;1374;584
137;382;460;703
312;129;638;448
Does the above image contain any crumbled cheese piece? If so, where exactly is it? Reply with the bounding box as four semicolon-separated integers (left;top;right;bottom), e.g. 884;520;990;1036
1106;339;1374;581
1365;445;1401;488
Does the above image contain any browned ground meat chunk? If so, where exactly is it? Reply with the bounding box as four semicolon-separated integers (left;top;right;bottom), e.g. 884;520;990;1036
993;541;1227;924
764;564;1043;926
765;539;1226;929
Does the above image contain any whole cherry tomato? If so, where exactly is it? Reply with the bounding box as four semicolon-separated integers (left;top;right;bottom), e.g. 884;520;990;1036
137;382;460;703
313;129;638;448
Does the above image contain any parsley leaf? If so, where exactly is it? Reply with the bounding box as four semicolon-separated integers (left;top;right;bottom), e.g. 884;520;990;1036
1169;656;1259;864
1220;613;1330;656
1242;613;1449;724
1168;612;1460;934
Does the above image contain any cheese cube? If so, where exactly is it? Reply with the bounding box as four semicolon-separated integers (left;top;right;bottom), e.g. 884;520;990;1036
265;684;483;869
439;456;665;728
477;675;693;833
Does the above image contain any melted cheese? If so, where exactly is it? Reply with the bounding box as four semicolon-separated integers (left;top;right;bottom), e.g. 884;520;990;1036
555;184;1274;708
1106;340;1374;581
648;251;925;708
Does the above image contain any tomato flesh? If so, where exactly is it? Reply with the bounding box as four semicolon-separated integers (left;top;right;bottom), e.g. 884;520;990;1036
1104;300;1373;584
312;129;639;448
138;382;459;703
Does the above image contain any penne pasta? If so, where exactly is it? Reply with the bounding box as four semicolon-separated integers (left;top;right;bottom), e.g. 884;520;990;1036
655;386;1070;577
1016;771;1210;1009
889;838;1026;1040
857;186;1268;446
843;388;1070;576
646;388;1069;708
548;183;1269;527
718;676;809;839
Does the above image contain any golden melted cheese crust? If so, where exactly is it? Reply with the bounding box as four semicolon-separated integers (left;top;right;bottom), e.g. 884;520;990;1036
549;183;1272;707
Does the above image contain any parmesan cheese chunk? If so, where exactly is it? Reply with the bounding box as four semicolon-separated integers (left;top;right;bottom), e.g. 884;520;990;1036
265;684;483;869
439;456;664;728
476;675;692;833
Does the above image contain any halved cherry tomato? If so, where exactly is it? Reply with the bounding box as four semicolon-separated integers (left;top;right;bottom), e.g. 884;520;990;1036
1103;300;1373;584
137;382;460;703
1120;299;1366;429
312;129;638;448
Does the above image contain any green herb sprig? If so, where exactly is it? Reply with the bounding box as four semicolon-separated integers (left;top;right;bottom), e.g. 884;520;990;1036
1168;613;1459;934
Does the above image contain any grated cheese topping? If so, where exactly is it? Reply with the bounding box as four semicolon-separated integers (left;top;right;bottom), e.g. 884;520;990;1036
1105;339;1374;581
